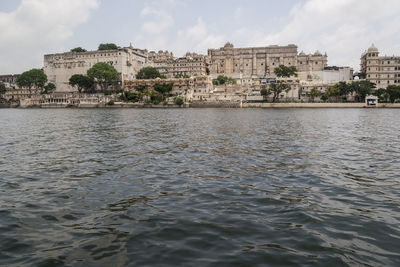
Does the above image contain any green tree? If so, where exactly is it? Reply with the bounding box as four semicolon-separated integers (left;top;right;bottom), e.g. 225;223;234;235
120;91;140;102
136;67;163;79
373;88;389;102
150;90;163;104
135;85;146;92
326;85;341;102
69;74;94;93
386;85;400;103
174;97;184;105
0;83;6;95
269;82;291;102
351;80;375;102
154;83;173;99
16;69;47;95
269;65;297;102
87;63;119;92
274;65;298;78
320;94;328;102
260;88;270;99
70;47;87;52
98;43;119;50
337;81;352;99
42;83;56;94
308;87;321;102
212;75;236;85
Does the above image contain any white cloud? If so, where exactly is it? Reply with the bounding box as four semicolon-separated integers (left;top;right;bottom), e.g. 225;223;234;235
0;0;99;74
232;0;400;71
134;4;175;51
140;6;174;35
171;17;225;56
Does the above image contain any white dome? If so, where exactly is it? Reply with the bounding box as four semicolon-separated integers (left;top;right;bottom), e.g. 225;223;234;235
368;44;378;52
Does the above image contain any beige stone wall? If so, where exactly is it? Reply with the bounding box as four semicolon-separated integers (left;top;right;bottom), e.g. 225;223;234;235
208;42;327;78
44;46;149;92
150;52;207;78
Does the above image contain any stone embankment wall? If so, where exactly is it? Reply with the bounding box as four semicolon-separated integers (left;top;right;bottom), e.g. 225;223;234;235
190;101;241;108
243;103;400;108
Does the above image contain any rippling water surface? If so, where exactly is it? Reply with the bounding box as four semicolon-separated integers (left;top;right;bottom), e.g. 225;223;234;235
1;108;400;266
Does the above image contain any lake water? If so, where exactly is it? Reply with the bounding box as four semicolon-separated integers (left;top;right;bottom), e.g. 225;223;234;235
0;108;400;266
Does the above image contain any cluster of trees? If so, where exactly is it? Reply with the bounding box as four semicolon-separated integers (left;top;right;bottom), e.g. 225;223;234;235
15;69;56;95
303;81;375;102
375;85;400;103
258;66;382;103
305;81;400;103
136;67;166;79
69;43;119;53
70;47;87;53
121;82;174;104
212;75;237;85
98;43;119;51
69;62;119;93
323;81;376;102
174;97;184;105
261;65;298;102
119;67;173;104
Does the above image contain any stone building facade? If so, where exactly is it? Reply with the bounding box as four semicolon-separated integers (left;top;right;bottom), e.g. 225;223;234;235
0;74;20;86
361;44;400;88
2;87;41;101
44;45;149;92
208;42;327;78
124;76;211;101
149;51;208;78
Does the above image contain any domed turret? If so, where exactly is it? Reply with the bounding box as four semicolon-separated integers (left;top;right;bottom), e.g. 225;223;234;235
224;42;234;49
314;50;322;56
367;44;378;53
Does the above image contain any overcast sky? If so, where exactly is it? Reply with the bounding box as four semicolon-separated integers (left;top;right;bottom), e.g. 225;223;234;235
1;0;400;74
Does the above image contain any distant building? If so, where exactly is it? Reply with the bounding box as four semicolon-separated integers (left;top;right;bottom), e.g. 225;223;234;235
207;42;327;78
361;44;400;88
0;74;42;101
149;51;208;78
44;44;149;92
3;87;41;101
0;74;20;85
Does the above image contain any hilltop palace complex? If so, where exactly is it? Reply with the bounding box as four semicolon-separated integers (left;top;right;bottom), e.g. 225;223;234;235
1;43;399;103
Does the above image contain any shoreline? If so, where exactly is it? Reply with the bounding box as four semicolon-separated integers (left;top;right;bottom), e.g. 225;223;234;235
2;102;400;109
